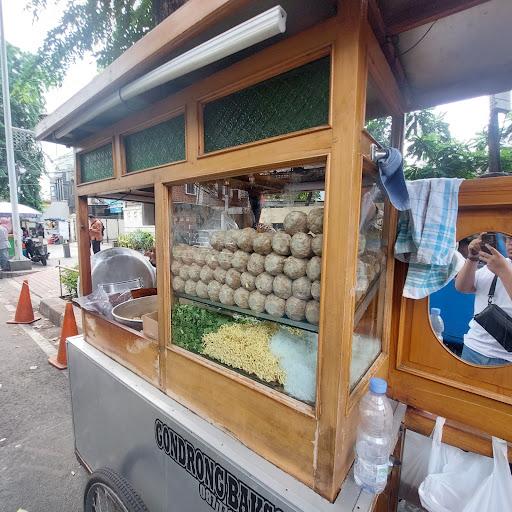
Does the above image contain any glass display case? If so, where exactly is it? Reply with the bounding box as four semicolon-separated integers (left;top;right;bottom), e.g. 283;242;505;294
350;174;388;388
170;167;325;404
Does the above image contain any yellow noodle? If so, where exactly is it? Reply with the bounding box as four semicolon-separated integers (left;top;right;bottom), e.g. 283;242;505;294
202;322;285;384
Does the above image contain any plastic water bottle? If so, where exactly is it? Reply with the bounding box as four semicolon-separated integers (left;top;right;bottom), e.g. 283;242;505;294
354;377;393;494
430;308;444;340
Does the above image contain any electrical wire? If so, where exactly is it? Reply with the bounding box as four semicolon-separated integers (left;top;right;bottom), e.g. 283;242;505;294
399;20;437;57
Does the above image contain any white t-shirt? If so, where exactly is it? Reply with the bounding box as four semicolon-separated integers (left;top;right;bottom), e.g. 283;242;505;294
463;259;512;361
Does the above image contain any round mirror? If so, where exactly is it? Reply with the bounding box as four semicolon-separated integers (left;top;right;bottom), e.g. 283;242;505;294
429;232;512;367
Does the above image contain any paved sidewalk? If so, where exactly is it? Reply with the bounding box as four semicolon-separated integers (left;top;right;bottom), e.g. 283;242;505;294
14;267;62;302
4;241;111;329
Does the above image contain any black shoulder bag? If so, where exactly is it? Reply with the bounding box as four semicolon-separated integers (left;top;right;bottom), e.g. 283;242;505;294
473;275;512;352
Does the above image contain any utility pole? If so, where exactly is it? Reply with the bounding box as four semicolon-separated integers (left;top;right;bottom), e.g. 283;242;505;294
0;0;24;262
488;94;502;174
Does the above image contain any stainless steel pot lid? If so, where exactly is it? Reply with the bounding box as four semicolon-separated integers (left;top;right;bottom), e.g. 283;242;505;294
91;247;156;292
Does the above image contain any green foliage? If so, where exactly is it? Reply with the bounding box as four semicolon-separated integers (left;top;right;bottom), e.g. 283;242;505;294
405;109;451;141
404;109;512;179
117;230;155;252
171;304;232;353
366;117;392;146
403;109;480;179
368;107;512;180
0;44;52;210
405;134;485;180
60;265;79;297
26;0;186;80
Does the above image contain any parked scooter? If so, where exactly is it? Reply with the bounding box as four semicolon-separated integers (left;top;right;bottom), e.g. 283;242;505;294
24;237;50;266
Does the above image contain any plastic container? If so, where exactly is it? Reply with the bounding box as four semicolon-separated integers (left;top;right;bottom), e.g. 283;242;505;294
354;377;393;494
430;307;444;340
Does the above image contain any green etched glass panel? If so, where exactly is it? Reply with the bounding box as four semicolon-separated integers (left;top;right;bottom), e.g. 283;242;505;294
80;144;113;183
203;56;330;153
125;115;185;173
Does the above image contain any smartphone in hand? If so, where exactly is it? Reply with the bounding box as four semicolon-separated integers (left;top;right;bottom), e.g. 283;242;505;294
481;233;495;254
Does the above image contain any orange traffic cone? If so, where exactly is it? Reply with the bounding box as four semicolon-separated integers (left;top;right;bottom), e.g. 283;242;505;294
7;280;40;324
48;302;78;370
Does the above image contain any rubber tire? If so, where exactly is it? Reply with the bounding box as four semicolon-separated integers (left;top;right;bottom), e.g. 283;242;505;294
84;468;148;512
40;256;47;266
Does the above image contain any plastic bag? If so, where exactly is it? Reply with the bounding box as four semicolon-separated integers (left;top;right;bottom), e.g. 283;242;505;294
359;185;379;231
108;289;134;308
462;437;512;512
74;287;113;319
418;417;495;512
399;430;432;506
399;417;458;506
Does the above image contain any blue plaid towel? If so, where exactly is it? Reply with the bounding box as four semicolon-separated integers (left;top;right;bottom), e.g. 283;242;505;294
395;178;465;299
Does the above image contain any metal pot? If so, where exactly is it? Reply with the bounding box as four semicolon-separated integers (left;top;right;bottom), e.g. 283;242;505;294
111;295;158;330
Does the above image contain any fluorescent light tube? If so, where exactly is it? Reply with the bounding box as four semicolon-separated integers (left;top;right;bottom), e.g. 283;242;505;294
55;6;287;139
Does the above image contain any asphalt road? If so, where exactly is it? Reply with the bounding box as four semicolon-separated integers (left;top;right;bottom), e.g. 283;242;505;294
0;280;88;512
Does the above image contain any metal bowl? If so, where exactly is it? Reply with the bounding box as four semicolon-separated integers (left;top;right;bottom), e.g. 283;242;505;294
111;295;158;330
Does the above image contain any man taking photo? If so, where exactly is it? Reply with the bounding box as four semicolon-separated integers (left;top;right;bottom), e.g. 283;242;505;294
455;233;512;366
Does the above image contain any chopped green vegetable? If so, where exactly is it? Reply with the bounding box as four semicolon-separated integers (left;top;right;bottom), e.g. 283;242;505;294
171;304;233;353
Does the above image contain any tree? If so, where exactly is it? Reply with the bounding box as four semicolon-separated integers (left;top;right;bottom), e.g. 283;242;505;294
0;44;52;210
26;0;187;81
405;109;512;179
367;107;512;180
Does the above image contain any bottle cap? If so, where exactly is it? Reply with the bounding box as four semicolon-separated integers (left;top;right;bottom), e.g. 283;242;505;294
369;377;387;394
431;308;441;315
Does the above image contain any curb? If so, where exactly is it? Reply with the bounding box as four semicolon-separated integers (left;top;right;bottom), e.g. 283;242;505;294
39;297;67;326
0;269;38;279
39;297;82;331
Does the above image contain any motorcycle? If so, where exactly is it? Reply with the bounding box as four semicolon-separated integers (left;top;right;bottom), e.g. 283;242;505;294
24;237;50;266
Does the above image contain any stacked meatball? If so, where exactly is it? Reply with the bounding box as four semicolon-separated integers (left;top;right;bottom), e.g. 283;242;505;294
171;208;323;325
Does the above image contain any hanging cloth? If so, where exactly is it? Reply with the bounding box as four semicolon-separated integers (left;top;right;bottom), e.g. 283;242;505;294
395;178;464;299
377;147;410;211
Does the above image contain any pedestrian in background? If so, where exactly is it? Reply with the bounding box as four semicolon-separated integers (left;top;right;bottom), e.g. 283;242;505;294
0;223;10;270
89;215;104;254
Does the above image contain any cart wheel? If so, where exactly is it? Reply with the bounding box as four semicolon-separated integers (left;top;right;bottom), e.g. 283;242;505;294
84;468;148;512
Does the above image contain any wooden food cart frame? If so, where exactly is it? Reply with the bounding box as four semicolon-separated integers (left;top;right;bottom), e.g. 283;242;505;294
36;0;512;505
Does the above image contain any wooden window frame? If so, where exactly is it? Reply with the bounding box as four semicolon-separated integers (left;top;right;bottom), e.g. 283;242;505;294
197;49;333;157
119;108;187;176
76;138;116;187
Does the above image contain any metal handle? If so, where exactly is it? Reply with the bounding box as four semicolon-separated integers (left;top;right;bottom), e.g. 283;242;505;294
370;143;389;162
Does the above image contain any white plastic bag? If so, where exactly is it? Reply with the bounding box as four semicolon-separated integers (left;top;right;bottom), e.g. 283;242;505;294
400;417;461;506
399;429;432;506
462;437;512;512
418;417;495;512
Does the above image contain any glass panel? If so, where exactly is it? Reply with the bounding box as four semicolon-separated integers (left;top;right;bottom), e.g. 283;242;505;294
80;144;113;183
350;173;388;389
203;56;330;153
170;165;326;404
365;76;392;146
429;232;512;367
125;115;185;173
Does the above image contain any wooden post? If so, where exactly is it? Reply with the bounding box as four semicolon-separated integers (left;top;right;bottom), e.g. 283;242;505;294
155;182;171;391
313;0;369;500
77;194;92;296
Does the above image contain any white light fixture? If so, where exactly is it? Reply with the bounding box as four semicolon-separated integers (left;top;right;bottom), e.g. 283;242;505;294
55;6;287;139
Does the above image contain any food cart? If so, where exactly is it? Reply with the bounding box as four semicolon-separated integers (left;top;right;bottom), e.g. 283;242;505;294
35;1;512;510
